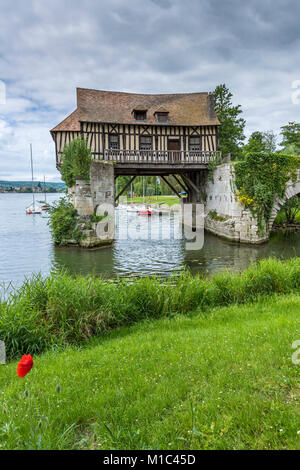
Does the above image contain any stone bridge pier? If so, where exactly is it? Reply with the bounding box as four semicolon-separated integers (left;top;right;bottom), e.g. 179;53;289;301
70;161;115;247
204;165;300;244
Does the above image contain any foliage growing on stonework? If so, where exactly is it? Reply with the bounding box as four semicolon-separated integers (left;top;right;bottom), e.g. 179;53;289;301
47;197;84;245
234;152;299;232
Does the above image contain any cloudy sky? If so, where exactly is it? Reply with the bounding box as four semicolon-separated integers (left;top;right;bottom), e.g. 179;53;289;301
0;0;299;181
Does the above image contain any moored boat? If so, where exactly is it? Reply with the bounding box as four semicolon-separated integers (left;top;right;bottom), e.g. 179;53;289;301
138;206;152;216
127;205;139;213
26;144;41;215
26;202;42;214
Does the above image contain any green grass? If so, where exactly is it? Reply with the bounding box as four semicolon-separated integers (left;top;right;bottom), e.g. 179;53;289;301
1;257;300;360
1;293;300;450
129;195;180;206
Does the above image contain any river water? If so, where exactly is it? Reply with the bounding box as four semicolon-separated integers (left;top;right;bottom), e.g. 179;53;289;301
0;193;299;289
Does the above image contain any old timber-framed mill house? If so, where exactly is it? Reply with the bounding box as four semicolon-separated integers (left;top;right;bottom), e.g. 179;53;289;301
51;88;220;167
50;88;225;246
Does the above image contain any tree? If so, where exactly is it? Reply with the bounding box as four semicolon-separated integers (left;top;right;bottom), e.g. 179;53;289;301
60;138;92;187
280;143;299;156
243;130;277;155
213;84;246;160
263;130;277;153
279;122;300;154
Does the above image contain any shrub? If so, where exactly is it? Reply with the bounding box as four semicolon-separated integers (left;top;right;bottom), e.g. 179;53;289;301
208;210;228;222
60;138;92;187
47;197;83;245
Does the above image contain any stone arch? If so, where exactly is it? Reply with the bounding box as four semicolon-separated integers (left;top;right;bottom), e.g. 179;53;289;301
268;169;300;230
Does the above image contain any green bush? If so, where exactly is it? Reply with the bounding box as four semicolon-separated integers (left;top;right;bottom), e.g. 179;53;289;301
47;197;83;245
1;258;300;360
208;210;228;222
91;212;107;223
60;138;92;187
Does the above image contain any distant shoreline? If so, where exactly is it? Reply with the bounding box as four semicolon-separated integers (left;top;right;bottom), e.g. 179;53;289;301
0;180;66;194
0;189;65;193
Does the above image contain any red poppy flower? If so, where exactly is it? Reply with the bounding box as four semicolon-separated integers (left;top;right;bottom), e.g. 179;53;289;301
17;354;34;378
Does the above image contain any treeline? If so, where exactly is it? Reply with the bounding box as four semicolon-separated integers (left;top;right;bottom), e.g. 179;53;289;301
209;84;300;160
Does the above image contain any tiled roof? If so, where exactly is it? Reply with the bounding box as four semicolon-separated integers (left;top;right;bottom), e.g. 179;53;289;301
50;109;80;132
51;88;220;131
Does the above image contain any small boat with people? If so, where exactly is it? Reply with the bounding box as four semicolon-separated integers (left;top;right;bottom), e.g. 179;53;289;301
138;205;153;216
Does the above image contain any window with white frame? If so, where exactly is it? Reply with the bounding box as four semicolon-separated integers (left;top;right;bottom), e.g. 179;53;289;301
139;136;152;151
189;136;201;152
109;134;119;150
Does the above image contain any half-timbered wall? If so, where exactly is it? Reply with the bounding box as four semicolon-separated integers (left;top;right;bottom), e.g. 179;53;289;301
53;122;218;164
52;130;81;165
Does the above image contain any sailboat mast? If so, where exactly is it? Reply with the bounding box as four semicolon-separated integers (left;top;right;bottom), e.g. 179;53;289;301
44;175;47;203
30;143;35;206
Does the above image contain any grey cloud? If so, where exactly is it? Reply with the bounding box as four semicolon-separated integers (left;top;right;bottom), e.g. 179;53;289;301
150;0;172;9
0;0;300;179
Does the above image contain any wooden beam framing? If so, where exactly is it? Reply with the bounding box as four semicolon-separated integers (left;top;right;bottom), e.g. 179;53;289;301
172;174;189;194
115;175;137;201
160;175;182;199
181;174;200;194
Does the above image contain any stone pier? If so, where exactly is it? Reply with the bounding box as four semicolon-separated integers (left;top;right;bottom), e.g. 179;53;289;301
205;163;268;244
71;161;115;248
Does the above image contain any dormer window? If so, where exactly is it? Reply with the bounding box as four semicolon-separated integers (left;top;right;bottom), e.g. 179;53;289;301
154;109;169;123
133;109;147;121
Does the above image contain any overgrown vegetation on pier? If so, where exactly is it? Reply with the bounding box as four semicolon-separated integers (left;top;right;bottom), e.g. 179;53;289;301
1;258;299;360
47;197;84;245
234;152;299;231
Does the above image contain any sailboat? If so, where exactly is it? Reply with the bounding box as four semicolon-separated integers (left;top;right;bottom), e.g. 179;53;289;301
41;176;50;210
25;144;41;214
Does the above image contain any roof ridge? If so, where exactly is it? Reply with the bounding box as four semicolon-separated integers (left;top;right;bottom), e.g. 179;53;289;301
76;87;208;97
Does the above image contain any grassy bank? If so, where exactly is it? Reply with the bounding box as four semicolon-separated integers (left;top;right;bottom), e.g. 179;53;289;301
1;258;300;360
1;293;300;450
129;195;179;206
